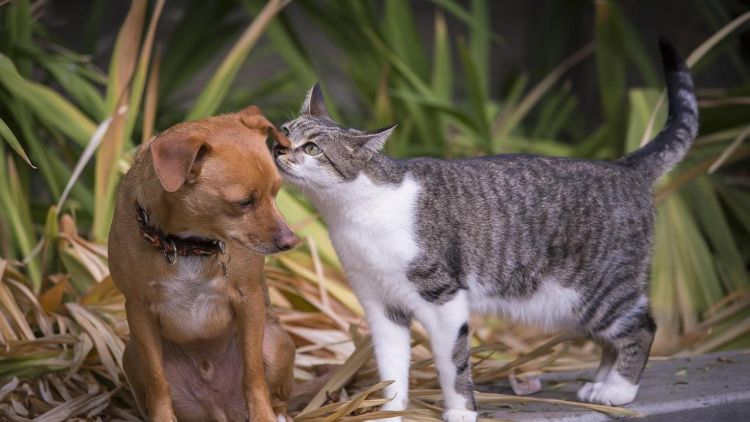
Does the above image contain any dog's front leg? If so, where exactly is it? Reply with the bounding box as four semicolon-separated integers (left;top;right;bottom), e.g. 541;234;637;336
232;282;277;422
125;299;176;422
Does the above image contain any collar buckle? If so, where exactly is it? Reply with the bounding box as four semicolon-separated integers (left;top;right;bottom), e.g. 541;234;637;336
164;240;177;264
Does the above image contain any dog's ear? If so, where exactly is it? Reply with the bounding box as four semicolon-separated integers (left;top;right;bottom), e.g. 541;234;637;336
237;105;291;148
151;131;208;192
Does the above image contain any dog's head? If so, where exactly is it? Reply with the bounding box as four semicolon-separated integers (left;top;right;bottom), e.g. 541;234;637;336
149;106;297;254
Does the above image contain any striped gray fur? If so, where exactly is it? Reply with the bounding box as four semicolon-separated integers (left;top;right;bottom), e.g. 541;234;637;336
385;304;413;327
452;323;475;410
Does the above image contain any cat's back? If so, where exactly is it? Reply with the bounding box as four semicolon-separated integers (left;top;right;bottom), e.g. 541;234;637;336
404;153;645;188
401;153;652;218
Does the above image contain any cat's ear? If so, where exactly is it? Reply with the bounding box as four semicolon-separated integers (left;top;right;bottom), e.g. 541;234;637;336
300;83;330;118
355;124;397;159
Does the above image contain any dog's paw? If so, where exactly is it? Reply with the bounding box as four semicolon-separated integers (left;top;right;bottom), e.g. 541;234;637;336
443;409;478;422
150;410;177;422
576;371;638;406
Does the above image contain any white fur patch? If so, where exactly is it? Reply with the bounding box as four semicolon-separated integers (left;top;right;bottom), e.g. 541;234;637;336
280;153;343;190
577;370;638;406
467;274;580;330
364;300;412;417
152;257;231;342
443;409;478;422
307;173;423;306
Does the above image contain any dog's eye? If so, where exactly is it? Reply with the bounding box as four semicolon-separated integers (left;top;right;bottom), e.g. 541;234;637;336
236;192;258;208
303;143;321;156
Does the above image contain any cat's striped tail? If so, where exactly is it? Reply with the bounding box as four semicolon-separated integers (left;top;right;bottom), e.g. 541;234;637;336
619;39;698;182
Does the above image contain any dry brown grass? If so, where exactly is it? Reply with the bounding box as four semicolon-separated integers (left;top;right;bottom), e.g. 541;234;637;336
4;213;744;421
0;211;742;422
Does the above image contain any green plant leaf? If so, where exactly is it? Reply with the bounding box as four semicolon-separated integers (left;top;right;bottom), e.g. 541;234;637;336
0;118;34;168
427;0;504;45
0;146;40;290
457;39;491;148
684;177;749;290
382;0;429;80
0;54;96;147
625;88;664;153
32;53;107;121
159;0;243;99
492;43;594;146
594;0;628;155
431;11;453;101
186;0;292;121
469;0;489;94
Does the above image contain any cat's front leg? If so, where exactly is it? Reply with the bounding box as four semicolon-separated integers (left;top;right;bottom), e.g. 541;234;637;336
414;290;477;422
362;299;413;421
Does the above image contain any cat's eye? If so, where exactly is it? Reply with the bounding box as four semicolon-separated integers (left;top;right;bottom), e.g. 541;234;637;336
303;143;321;156
236;192;259;208
281;126;290;136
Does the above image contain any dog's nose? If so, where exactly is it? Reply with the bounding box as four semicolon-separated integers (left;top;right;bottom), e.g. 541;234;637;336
275;231;298;251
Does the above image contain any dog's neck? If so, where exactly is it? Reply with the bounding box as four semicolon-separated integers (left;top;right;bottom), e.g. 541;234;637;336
135;202;225;263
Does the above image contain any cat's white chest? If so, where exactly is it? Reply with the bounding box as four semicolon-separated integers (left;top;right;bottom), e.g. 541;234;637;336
314;174;422;300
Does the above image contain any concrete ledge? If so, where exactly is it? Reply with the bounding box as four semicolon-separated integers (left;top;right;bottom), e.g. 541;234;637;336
477;350;750;421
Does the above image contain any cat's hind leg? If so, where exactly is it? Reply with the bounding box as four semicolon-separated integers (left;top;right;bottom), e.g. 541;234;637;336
578;298;656;406
414;290;477;422
363;299;413;422
576;342;616;401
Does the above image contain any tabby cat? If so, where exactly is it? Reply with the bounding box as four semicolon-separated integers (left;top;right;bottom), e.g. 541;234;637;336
274;40;697;422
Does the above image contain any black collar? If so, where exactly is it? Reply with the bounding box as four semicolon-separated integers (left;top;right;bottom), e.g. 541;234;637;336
135;203;225;264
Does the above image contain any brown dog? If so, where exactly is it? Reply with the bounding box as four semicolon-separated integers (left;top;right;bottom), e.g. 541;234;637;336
109;106;297;422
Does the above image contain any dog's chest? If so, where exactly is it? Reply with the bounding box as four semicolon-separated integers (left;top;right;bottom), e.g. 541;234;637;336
152;257;233;343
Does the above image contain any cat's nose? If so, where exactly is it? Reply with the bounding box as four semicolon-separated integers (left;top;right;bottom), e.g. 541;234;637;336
273;144;287;158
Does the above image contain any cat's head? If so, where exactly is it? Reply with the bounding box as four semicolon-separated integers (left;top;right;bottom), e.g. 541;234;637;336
274;84;396;190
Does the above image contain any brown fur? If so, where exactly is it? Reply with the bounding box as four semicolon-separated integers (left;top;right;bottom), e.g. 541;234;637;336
109;106;297;422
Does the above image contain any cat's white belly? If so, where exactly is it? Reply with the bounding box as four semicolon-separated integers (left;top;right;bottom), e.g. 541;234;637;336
467;274;580;330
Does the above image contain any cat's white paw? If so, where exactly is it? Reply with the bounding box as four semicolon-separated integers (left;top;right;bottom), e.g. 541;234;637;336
276;415;291;422
576;381;600;401
443;409;478;422
577;371;638;406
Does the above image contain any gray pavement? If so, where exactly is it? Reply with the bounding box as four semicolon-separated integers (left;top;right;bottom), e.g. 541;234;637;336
477;350;750;421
